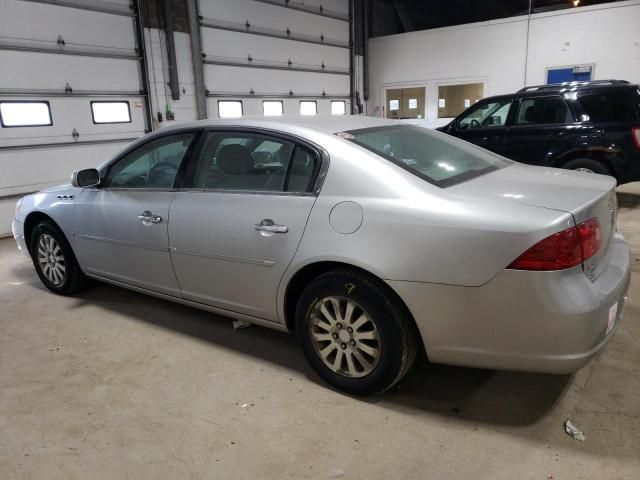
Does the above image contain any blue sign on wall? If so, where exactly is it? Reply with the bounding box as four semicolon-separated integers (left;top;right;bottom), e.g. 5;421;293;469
547;66;592;84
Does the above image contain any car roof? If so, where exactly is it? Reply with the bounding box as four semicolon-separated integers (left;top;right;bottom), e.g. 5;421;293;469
151;115;398;136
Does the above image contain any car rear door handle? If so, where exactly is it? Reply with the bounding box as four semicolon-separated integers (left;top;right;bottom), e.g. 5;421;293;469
551;131;568;138
255;219;288;234
137;211;162;224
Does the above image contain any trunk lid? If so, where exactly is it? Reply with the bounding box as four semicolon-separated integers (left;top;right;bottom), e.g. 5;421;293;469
448;164;617;279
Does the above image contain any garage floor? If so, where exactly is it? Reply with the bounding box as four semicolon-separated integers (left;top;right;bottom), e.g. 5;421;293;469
2;186;640;480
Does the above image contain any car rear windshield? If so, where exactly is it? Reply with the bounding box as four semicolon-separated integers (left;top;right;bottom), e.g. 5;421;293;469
578;89;640;122
344;124;511;187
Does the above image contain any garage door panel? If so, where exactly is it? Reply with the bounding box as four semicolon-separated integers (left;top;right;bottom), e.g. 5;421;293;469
0;140;134;194
0;97;145;147
208;97;349;117
201;29;348;69
0;51;141;91
1;0;136;51
204;64;349;94
199;0;348;42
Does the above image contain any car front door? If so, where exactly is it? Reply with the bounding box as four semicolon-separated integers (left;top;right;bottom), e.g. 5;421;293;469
446;97;513;154
73;131;197;296
168;129;323;321
504;95;578;166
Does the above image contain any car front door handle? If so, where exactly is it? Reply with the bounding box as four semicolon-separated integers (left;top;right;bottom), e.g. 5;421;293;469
137;211;163;224
255;219;289;234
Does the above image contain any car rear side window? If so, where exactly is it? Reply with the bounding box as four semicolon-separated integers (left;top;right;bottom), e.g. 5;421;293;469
345;125;510;188
516;96;573;125
578;90;640;122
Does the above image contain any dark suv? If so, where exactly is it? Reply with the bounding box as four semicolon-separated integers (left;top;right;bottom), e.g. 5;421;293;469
438;80;640;184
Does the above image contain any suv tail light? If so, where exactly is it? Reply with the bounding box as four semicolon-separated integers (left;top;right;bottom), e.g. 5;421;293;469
508;218;601;271
632;127;640;150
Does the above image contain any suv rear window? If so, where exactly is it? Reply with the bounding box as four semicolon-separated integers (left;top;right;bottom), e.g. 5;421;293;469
578;90;640;122
345;125;510;187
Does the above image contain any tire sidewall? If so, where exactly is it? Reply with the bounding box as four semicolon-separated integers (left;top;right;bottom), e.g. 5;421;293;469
295;272;406;396
29;221;76;294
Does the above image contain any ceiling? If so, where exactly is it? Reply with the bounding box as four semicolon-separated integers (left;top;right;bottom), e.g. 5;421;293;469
370;0;621;37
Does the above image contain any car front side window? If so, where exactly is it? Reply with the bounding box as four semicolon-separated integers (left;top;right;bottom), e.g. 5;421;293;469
102;133;195;189
458;99;512;129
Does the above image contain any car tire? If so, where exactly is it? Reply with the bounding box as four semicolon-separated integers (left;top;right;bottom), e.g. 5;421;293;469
563;158;613;177
295;269;418;396
29;219;88;295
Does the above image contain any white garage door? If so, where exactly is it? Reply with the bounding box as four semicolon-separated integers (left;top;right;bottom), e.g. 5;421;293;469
0;0;150;235
198;0;351;117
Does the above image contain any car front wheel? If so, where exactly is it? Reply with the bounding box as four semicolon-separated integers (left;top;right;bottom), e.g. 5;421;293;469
29;219;87;295
295;269;418;396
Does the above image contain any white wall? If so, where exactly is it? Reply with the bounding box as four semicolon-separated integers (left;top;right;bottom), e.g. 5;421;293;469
368;0;640;121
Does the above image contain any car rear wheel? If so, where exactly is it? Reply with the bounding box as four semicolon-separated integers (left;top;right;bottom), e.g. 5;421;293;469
295;269;418;396
563;158;612;177
29;219;88;295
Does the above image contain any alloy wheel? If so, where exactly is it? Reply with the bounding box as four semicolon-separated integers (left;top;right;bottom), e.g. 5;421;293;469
308;296;381;378
37;234;66;285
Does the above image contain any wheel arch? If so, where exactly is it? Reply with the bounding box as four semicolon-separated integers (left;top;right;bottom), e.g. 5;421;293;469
23;211;63;255
282;260;425;353
555;150;617;180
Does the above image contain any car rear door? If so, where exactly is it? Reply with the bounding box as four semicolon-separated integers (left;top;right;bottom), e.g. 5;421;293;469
73;131;197;296
445;97;513;154
168;129;324;321
504;94;579;166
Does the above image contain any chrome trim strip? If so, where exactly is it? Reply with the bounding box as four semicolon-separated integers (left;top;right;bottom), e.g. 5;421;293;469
252;0;349;22
78;234;169;252
0;137;138;152
202;57;349;76
200;17;348;49
170;247;275;267
21;0;134;17
0;43;140;60
205;91;350;100
0;88;144;98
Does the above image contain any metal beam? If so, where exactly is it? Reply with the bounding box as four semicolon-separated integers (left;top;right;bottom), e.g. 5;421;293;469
252;0;349;22
162;0;180;101
0;43;139;60
186;0;207;119
202;57;350;76
20;0;134;17
199;17;349;49
132;0;154;133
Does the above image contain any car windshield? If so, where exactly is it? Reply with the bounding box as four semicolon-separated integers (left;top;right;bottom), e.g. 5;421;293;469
344;124;511;187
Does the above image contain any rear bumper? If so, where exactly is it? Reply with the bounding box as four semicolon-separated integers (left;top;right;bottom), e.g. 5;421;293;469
389;232;631;374
12;219;29;256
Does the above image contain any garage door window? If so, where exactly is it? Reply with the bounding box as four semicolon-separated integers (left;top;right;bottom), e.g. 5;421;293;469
331;101;346;115
0;101;52;127
300;101;317;116
218;101;243;118
263;101;284;116
90;101;131;124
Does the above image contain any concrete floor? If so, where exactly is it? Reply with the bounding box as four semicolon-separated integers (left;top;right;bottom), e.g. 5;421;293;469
2;186;640;480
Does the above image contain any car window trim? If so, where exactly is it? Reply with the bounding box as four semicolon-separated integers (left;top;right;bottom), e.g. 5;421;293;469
98;127;202;191
455;96;514;130
178;126;328;196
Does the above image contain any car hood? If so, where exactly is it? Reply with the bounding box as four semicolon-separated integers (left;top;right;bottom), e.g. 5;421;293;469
447;163;616;216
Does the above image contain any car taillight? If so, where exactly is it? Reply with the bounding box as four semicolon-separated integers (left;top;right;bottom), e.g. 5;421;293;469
632;127;640;150
508;218;601;271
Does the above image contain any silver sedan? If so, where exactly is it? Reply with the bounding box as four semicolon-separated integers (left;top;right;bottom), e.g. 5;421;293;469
12;116;630;395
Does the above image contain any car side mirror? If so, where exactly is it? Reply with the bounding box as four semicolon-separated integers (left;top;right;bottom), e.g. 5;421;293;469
72;168;100;188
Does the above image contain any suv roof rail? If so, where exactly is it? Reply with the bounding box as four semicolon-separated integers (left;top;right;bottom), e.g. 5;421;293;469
517;79;630;93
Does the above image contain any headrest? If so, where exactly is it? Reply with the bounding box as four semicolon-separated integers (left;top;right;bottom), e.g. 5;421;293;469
217;144;253;174
525;106;538;123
